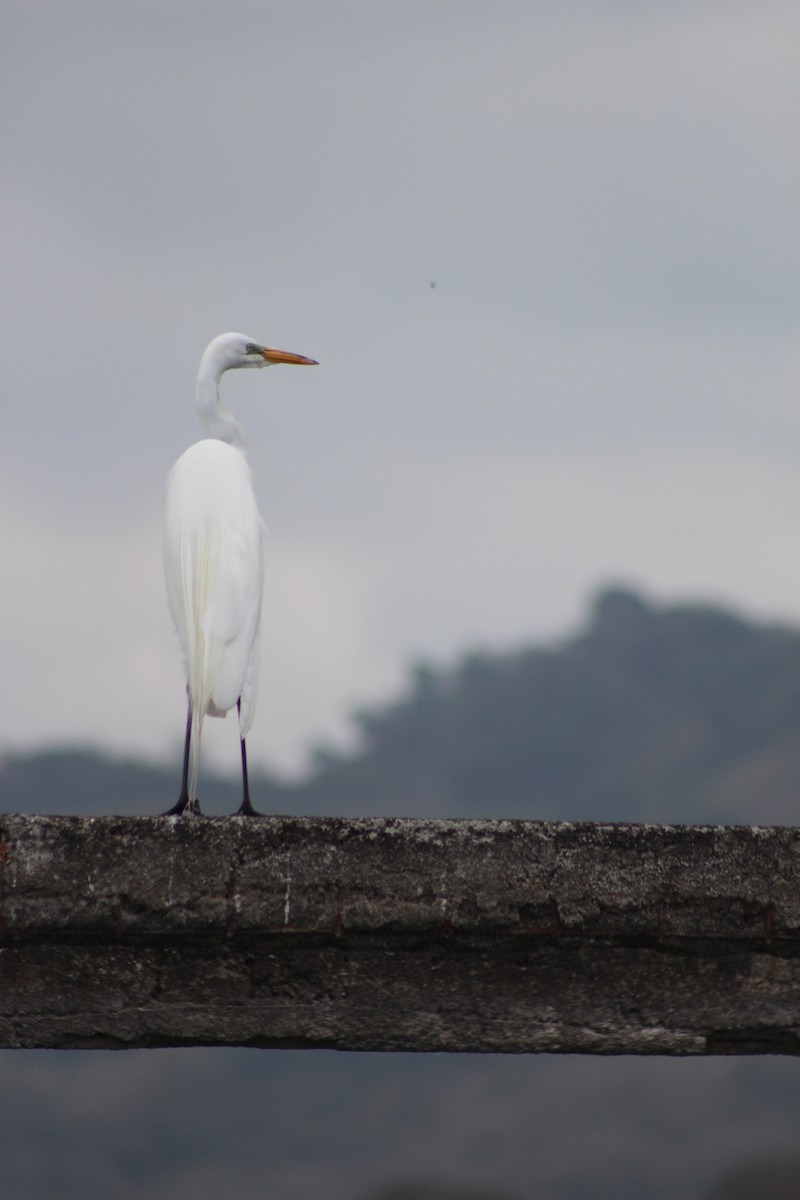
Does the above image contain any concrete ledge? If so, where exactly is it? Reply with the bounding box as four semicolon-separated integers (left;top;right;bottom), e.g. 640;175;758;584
1;814;799;1053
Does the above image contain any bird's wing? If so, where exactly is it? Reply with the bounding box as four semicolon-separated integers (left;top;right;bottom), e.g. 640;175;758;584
209;505;264;720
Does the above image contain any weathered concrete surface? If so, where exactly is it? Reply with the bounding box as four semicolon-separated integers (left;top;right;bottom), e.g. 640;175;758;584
1;814;800;1053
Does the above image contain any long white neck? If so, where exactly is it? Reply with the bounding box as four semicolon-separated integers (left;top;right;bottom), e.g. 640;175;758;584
195;350;246;449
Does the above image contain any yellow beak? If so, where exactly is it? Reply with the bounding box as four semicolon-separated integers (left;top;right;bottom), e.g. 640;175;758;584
260;347;319;366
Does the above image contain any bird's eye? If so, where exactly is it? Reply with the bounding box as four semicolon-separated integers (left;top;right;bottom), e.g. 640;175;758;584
245;343;258;354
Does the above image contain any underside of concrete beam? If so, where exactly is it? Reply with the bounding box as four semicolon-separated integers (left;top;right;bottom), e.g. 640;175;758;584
1;814;799;1053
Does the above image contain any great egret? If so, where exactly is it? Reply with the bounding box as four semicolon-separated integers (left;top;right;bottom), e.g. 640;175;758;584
164;332;318;816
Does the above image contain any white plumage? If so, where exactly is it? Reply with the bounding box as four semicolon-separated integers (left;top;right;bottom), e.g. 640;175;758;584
164;332;317;815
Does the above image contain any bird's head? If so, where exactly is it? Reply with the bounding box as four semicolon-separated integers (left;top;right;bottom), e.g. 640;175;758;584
204;332;318;375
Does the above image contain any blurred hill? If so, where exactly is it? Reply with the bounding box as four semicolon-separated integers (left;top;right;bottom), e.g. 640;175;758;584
1;586;800;1200
299;586;800;824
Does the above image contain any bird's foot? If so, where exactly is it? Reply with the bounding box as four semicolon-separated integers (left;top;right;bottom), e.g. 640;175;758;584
162;796;202;816
234;796;265;817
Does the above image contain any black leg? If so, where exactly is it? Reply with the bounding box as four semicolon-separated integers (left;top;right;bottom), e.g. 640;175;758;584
235;700;263;816
163;702;201;815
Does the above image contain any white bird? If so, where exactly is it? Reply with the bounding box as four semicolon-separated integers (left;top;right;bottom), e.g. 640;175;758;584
164;332;317;816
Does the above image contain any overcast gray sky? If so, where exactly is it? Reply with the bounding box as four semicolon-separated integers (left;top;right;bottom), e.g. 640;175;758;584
1;1;798;778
